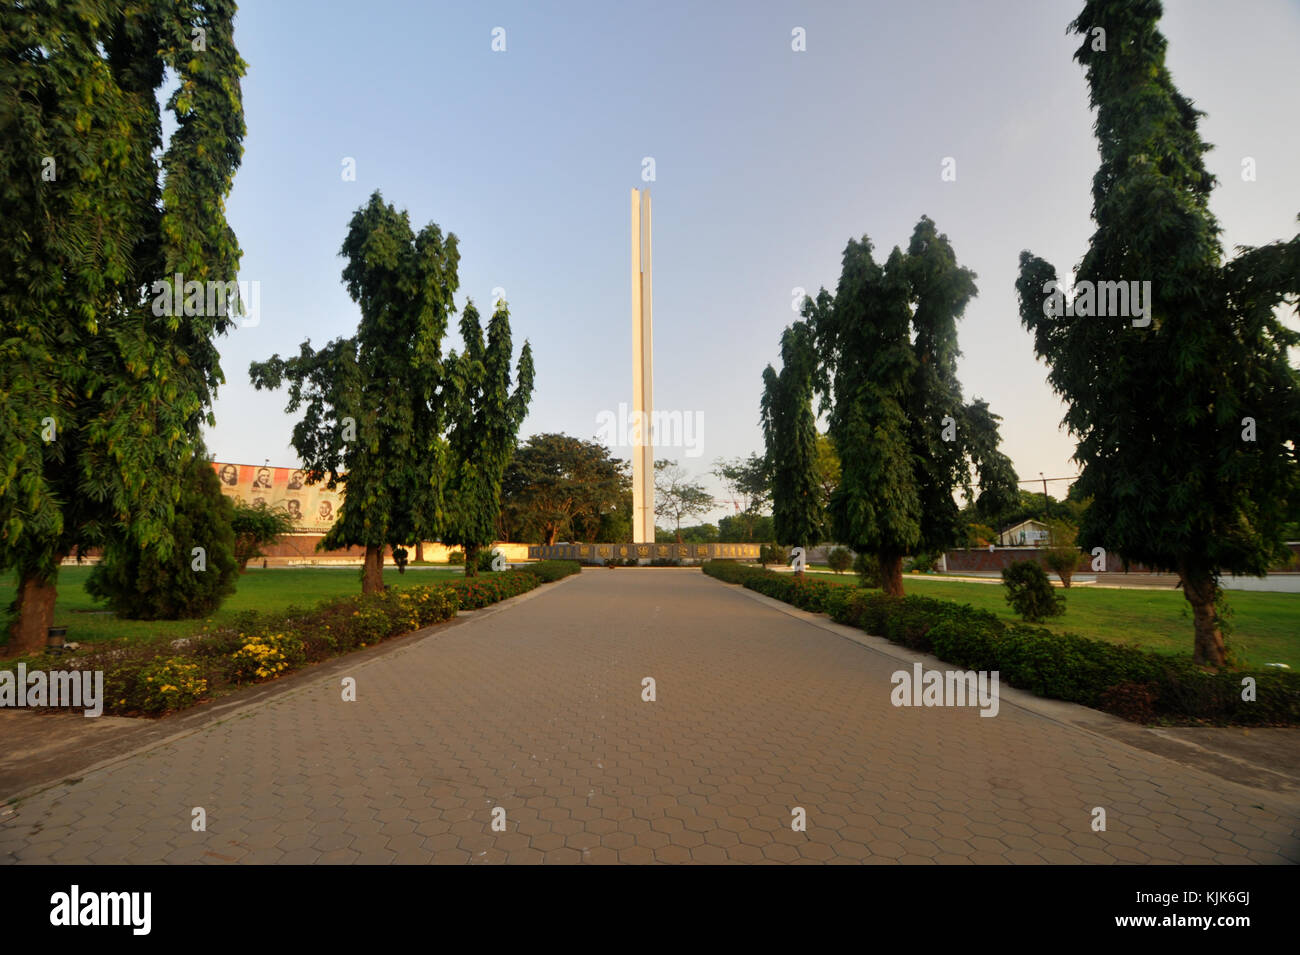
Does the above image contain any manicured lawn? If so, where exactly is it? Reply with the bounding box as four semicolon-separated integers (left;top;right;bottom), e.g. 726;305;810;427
805;569;1300;669
0;565;466;648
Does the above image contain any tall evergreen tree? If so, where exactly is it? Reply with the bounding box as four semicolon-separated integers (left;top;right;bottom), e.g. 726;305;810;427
250;192;459;593
818;240;920;595
761;317;823;555
1;1;246;654
443;300;534;577
812;220;1018;595
1016;1;1300;666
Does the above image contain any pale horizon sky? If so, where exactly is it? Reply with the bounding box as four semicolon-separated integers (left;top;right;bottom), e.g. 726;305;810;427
203;0;1300;524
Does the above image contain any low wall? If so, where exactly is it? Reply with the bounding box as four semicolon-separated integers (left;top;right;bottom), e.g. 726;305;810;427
942;547;1155;573
64;539;535;568
529;542;761;563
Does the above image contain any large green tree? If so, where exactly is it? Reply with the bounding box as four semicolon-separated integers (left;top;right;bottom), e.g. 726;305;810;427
817;240;919;595
761;317;824;553
250;192;458;593
813;220;1019;595
0;1;246;654
442;300;534;576
498;434;627;544
1016;1;1300;666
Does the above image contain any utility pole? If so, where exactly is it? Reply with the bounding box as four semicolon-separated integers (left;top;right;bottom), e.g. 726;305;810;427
1040;472;1050;531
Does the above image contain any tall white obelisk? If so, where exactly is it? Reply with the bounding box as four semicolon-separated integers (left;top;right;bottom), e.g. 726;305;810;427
630;188;655;544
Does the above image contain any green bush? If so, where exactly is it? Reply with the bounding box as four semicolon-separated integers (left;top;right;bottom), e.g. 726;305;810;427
101;653;212;715
447;550;465;565
701;560;1300;725
519;560;581;583
904;552;939;573
1001;560;1065;622
826;547;853;574
87;452;239;619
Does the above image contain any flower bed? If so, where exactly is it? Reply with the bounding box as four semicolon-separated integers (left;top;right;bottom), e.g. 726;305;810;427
5;561;580;717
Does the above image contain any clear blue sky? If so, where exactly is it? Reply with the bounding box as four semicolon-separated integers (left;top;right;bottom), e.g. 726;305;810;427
204;0;1300;522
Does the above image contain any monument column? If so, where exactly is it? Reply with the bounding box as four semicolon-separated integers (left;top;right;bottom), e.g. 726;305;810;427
630;188;655;544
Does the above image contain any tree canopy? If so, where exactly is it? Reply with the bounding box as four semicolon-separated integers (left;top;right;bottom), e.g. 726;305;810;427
1;1;247;653
761;317;824;552
250;191;459;592
1015;0;1300;665
809;218;1019;595
498;434;628;544
441;300;535;575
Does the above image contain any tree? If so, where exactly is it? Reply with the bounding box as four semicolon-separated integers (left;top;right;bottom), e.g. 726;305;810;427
815;240;920;596
654;460;713;541
87;452;238;620
1002;560;1065;623
595;490;633;543
761;318;824;552
442;300;534;577
813;433;840;520
230;500;298;572
1015;1;1300;666
0;3;247;655
719;513;774;543
499;434;628;544
711;454;772;542
250;192;459;593
812;220;1019;596
1043;520;1081;588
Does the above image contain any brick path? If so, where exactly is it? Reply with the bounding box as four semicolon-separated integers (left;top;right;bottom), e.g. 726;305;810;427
2;570;1296;864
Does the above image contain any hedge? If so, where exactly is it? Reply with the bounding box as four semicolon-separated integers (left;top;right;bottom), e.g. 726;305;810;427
3;561;581;717
702;561;1300;725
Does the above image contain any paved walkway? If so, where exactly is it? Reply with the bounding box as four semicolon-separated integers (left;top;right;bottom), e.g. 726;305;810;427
1;570;1296;864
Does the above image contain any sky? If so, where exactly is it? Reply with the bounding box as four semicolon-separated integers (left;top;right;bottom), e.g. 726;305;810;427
203;0;1300;524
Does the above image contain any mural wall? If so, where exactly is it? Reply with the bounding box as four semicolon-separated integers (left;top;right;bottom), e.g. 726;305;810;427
211;463;343;533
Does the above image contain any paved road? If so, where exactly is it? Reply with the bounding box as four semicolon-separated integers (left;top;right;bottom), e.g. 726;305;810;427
2;570;1296;864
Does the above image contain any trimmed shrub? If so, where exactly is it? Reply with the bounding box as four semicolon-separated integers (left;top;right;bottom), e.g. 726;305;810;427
519;560;581;583
87;453;239;619
701;560;1300;726
1002;560;1065;622
905;552;939;573
826;547;853;574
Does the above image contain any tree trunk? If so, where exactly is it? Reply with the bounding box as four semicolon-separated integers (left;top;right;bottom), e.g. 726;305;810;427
415;541;424;563
1181;567;1226;668
464;543;480;578
545;526;558;546
361;545;384;593
6;570;58;658
880;553;905;597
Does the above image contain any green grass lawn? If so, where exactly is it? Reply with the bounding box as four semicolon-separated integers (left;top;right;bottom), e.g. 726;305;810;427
805;568;1299;669
0;565;465;648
